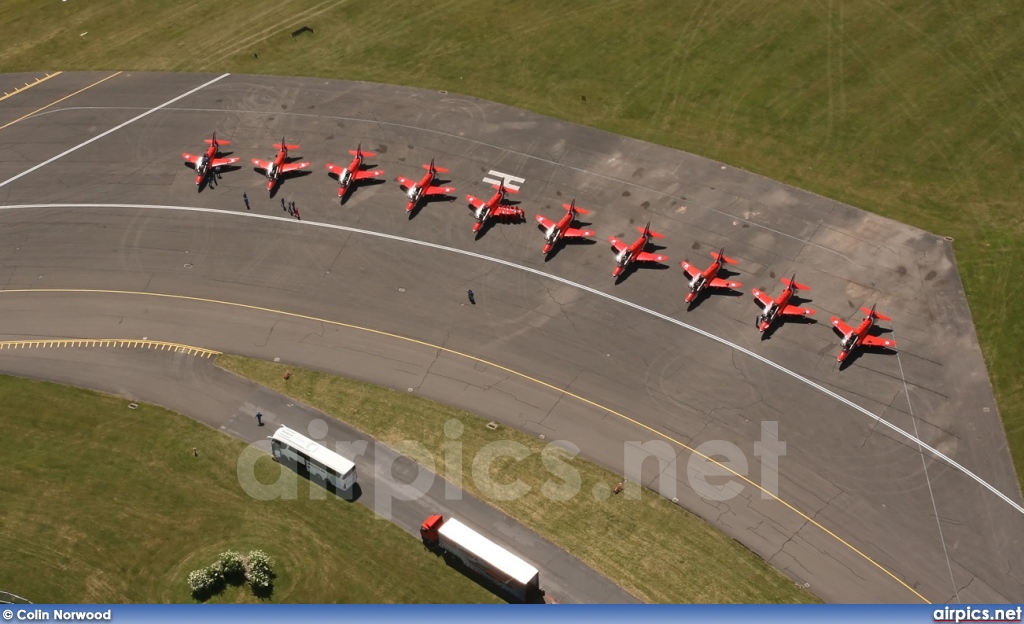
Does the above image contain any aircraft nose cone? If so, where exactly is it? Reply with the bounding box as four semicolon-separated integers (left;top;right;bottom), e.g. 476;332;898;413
685;293;695;303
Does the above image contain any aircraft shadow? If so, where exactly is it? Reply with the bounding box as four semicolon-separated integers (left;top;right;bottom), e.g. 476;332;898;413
473;211;527;240
264;169;314;198
685;287;744;311
407;194;456;220
613;260;671;285
759;314;818;341
716;266;742;279
542;236;597;262
837;345;898;371
338;177;387;205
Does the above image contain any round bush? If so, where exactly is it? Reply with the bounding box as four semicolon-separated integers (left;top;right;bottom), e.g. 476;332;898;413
219;550;245;583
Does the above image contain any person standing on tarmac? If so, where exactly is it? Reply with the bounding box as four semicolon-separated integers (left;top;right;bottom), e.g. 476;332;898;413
467;290;475;305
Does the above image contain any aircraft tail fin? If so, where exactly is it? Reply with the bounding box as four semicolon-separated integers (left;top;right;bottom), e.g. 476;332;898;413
424;159;450;174
637;223;665;239
861;305;892;322
710;248;738;265
781;275;810;290
563;199;590;214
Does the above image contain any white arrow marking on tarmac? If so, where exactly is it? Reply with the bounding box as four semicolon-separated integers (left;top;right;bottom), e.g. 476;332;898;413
1;202;1021;518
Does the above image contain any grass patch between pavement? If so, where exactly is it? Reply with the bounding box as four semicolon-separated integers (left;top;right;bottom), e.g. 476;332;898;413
216;354;820;604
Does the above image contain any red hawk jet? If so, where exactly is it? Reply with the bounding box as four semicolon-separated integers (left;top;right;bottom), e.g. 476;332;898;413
752;275;816;333
831;305;897;364
251;138;311;193
535;199;595;255
396;159;456;213
608;222;668;278
466;180;525;234
181;133;239;188
680;248;742;304
325;144;384;200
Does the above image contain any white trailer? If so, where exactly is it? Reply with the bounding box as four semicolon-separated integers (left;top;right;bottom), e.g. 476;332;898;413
420;514;543;602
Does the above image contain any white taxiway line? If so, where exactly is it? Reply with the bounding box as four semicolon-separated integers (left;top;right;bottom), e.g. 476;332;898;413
893;334;960;601
0;74;230;190
1;202;1021;518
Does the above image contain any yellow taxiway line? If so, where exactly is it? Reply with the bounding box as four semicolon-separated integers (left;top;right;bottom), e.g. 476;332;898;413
0;287;930;603
0;337;220;358
0;72;63;103
0;71;121;132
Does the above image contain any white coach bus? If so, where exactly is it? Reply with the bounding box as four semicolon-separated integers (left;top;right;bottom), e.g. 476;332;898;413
269;425;357;497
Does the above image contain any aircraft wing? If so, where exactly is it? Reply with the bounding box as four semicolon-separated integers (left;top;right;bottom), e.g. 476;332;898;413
425;185;455;196
210;157;239;168
680;261;701;280
182;153;201;165
353;169;384;181
396;176;416;189
608;236;628;253
751;289;774;307
493;205;524;218
326;163;345;174
782;304;815;316
709;277;741;289
563;226;595;239
251;158;271;170
635;251;668;263
831;317;855;335
535;214;556;229
861;335;896;349
280;161;311;173
466;195;484;210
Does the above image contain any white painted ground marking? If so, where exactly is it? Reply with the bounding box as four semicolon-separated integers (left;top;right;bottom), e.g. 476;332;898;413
1;202;1021;517
482;170;525;191
892;330;960;602
0;74;230;190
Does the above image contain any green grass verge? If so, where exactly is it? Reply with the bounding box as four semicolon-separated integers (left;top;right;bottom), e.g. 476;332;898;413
216;354;819;604
0;1;1019;485
0;375;501;604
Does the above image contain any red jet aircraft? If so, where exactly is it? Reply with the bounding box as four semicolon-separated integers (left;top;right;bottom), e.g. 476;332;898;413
680;248;742;304
182;133;239;188
466;180;525;234
396;159;456;213
325;144;384;200
251;138;311;193
608;222;668;278
535;199;595;255
831;305;897;364
752;275;816;333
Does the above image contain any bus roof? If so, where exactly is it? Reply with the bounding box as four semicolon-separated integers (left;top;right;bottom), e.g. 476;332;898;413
439;518;539;585
271;425;356;476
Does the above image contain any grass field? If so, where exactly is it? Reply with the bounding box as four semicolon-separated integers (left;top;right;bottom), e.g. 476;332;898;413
0;1;1019;484
0;375;501;604
216;354;819;604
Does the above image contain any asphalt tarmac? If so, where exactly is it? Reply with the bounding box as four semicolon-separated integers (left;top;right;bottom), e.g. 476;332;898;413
0;71;1021;604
